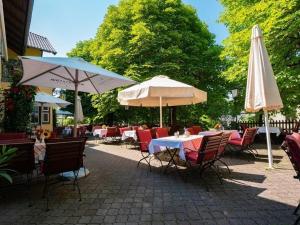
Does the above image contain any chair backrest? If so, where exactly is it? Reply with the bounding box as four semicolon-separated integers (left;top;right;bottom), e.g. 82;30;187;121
241;128;257;146
198;133;223;164
0;132;27;140
218;132;232;157
137;129;152;152
292;132;300;148
240;123;249;132
119;127;131;135
186;127;194;135
156;127;169;138
150;127;157;139
77;126;87;137
192;126;203;134
106;127;117;137
0;140;35;174
44;140;85;175
283;135;300;177
132;126;139;131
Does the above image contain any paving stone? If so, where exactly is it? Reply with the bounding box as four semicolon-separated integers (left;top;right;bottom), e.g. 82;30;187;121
0;143;299;225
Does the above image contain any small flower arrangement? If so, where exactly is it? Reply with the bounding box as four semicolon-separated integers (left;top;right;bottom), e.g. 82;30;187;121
214;123;223;130
35;128;51;140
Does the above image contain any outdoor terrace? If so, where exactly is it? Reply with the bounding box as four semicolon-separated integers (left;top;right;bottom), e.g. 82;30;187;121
0;141;299;225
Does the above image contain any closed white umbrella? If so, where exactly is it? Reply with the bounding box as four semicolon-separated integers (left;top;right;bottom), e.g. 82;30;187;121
76;96;84;122
245;25;283;168
18;56;135;136
118;75;207;127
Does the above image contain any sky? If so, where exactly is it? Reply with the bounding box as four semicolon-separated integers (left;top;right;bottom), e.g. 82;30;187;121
30;0;228;57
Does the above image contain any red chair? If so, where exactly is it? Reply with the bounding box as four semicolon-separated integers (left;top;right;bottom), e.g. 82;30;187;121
227;128;258;156
43;139;85;210
216;132;232;174
104;127;118;142
156;127;169;138
281;134;300;224
136;130;162;171
184;133;223;183
186;127;194;135
192;126;203;134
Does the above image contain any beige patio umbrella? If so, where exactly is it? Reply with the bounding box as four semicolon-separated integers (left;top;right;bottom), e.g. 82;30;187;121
118;75;207;127
245;25;283;168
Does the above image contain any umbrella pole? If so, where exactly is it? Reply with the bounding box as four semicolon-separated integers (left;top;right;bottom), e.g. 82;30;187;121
264;110;273;168
160;96;162;128
74;71;78;137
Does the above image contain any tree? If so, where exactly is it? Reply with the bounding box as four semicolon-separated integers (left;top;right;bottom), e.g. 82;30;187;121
220;0;300;117
69;0;228;125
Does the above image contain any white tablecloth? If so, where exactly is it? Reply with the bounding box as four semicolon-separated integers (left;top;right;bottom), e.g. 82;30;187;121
62;128;72;136
93;129;107;137
257;127;281;136
149;135;203;161
121;130;137;141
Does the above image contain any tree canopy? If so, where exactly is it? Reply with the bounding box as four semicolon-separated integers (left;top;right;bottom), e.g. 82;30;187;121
68;0;228;125
220;0;300;117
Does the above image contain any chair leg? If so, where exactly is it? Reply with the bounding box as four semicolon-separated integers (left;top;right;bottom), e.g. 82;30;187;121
217;158;231;174
211;164;223;184
137;152;152;172
294;202;300;215
73;171;82;201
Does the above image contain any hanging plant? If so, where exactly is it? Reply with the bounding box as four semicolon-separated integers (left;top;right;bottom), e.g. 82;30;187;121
3;60;37;132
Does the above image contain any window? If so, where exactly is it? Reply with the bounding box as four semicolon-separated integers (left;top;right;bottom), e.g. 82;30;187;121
41;106;50;124
31;106;39;124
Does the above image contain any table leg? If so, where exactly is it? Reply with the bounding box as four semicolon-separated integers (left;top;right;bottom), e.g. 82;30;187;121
164;148;180;174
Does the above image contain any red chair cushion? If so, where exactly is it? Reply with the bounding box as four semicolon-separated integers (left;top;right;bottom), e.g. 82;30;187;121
228;138;242;146
292;132;300;147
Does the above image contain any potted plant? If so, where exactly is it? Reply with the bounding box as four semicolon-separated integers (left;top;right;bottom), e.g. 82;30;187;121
0;145;17;183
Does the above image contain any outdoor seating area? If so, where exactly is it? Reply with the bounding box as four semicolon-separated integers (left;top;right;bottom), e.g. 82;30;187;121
0;0;299;224
1;135;300;224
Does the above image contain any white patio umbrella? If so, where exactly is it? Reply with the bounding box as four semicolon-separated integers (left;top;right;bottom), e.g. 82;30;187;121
245;25;283;168
76;96;84;122
118;75;207;127
35;92;71;127
18;56;135;137
35;92;71;108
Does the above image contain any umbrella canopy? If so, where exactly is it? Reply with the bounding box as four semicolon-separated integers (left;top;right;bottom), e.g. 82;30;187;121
19;56;135;136
118;75;207;127
76;96;84;122
245;25;283;168
56;109;73;116
35;92;71;108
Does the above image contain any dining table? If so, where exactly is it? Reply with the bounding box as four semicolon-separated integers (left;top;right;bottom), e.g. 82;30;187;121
121;130;137;141
148;130;238;172
93;128;107;138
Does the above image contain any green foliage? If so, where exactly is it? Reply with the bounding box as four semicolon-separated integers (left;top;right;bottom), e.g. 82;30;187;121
68;0;229;124
0;145;17;184
220;0;300;117
62;117;74;126
3;60;36;132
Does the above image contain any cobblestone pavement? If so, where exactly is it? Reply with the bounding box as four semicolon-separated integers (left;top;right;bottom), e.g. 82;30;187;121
1;140;300;225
